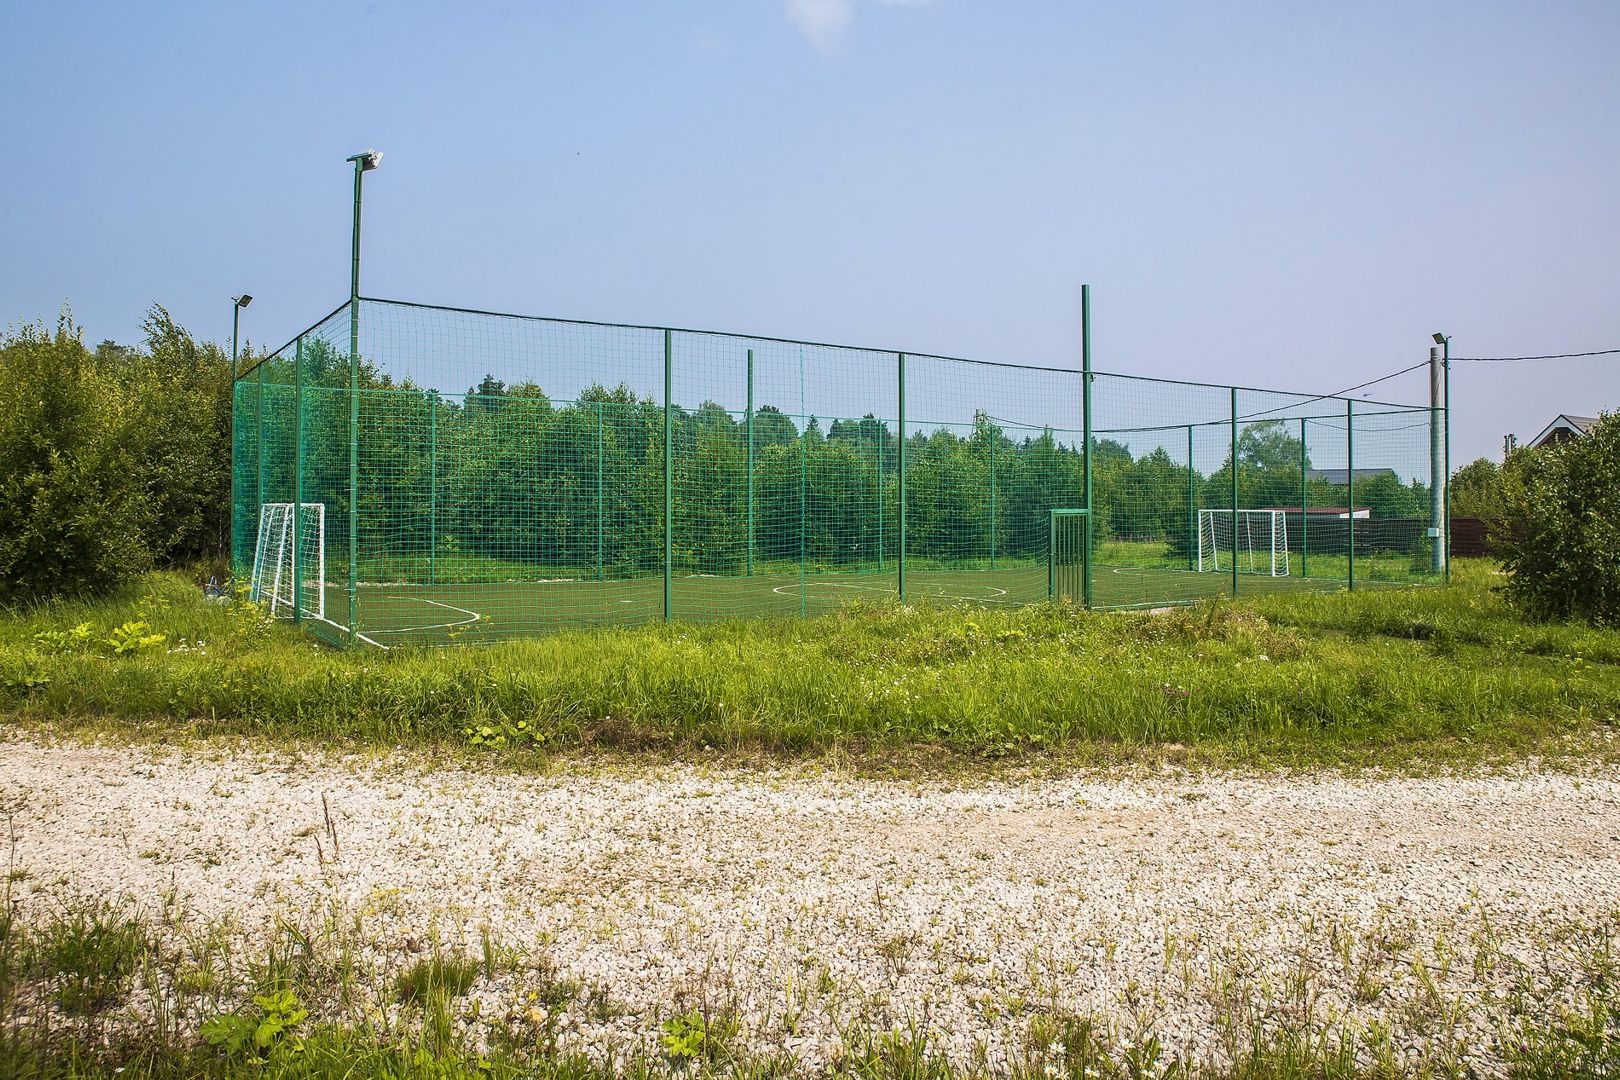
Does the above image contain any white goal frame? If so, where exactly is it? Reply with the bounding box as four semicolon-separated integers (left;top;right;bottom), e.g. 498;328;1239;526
250;502;327;619
1196;509;1290;577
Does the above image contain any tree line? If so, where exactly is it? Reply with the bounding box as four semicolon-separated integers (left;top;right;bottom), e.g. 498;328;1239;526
0;307;1437;602
237;338;1433;582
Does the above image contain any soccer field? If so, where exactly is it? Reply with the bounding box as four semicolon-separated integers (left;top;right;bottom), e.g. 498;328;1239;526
302;562;1358;646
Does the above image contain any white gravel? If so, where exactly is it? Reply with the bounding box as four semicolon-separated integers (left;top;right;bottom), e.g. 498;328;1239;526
4;735;1619;1073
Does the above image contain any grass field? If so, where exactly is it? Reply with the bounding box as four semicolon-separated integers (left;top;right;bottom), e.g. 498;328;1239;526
314;547;1430;646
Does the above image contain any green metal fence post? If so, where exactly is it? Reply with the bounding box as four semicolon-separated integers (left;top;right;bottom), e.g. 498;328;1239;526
1442;336;1451;583
746;348;755;577
988;428;996;570
1230;387;1239;598
1081;284;1093;609
1299;417;1308;580
1048;511;1056;598
292;336;304;624
256;364;265;546
876;430;884;573
429;391;438;587
346;154;368;646
348;303;359;645
1186;424;1196;572
898;352;907;603
596;401;604;582
799;414;807;618
1347;398;1356;592
230;378;239;576
663;329;673;622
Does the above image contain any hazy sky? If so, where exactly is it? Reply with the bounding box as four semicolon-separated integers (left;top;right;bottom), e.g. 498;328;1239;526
3;1;1616;464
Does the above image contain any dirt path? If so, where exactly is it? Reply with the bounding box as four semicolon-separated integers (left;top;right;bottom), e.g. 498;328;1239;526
4;736;1619;1071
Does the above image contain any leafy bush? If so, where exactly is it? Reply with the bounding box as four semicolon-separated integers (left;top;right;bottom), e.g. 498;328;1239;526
1449;456;1505;523
0;317;152;601
0;308;234;603
110;308;234;569
1498;413;1620;623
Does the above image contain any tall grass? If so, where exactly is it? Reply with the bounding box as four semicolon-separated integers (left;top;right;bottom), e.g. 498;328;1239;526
0;560;1615;767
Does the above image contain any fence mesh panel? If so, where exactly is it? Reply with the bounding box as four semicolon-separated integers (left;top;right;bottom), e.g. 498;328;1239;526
231;298;1446;645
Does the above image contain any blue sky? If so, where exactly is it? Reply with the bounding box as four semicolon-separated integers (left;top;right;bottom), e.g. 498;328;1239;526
2;1;1617;464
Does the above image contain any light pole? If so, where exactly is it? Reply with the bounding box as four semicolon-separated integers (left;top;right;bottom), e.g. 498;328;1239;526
1432;332;1451;582
345;150;382;303
231;294;253;371
344;149;381;646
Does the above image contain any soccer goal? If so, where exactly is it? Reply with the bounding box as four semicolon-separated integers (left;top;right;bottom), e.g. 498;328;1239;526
1196;509;1290;577
250;503;327;619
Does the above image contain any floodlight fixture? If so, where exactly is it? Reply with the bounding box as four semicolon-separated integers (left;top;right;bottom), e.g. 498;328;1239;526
234;294;253;308
347;149;383;172
1432;332;1447;345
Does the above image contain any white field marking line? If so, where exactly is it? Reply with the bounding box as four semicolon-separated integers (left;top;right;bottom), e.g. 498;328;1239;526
1106;566;1209;577
364;596;484;636
308;613;390;650
772;580;1013;603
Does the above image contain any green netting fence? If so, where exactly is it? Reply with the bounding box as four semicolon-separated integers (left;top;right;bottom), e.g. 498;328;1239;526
232;298;1447;646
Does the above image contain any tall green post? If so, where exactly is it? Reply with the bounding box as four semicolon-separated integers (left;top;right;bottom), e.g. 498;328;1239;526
256;364;265;539
1081;284;1093;608
1229;387;1239;597
429;391;438;586
596;401;604;581
1442;336;1451;583
746;349;755;577
1346;398;1356;591
1186;425;1196;572
347;306;359;645
344;151;378;645
988;431;996;570
799;414;807;618
663;330;673;621
292;337;304;623
898;352;907;603
876;431;884;572
1299;417;1308;580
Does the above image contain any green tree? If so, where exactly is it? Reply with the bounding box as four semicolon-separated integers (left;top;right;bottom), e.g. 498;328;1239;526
0;316;151;599
1498;415;1620;623
1450;458;1504;522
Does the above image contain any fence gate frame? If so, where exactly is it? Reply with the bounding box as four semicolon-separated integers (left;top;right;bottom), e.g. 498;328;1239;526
1049;508;1090;604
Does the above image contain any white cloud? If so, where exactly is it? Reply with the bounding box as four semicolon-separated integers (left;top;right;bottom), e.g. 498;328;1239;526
785;0;935;52
786;0;855;52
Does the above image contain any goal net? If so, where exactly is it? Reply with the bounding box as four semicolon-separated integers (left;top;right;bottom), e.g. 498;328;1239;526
1196;509;1290;577
250;503;327;619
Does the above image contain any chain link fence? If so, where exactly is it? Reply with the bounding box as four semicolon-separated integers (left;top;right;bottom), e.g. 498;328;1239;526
233;298;1445;646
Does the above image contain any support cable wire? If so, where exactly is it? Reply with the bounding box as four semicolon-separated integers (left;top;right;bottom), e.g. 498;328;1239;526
1452;348;1620;362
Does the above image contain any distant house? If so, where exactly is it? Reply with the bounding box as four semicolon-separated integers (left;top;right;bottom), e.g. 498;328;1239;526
1304;468;1397;486
1527;414;1599;450
1259;506;1371;519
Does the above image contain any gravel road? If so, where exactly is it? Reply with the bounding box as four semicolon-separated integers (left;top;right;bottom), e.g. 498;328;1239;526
3;735;1619;1073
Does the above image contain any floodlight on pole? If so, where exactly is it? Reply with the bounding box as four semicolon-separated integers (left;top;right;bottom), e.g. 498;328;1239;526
231;294;253;370
344;149;381;646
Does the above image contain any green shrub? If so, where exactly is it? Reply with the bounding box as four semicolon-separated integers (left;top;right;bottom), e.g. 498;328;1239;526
1499;413;1620;623
1449;456;1505;524
0;317;152;601
0;308;235;603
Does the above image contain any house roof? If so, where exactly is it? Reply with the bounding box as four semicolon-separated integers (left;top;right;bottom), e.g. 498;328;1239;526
1304;467;1398;485
1528;414;1600;449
